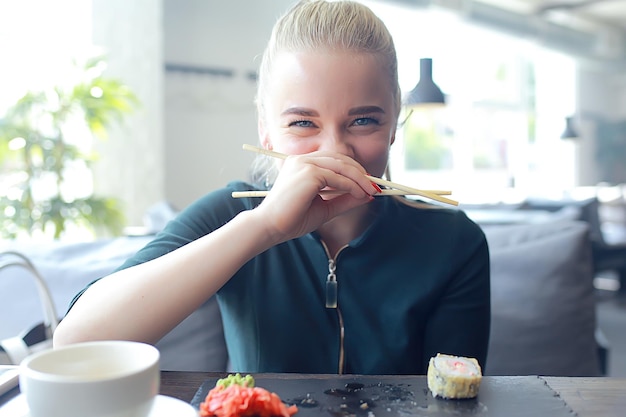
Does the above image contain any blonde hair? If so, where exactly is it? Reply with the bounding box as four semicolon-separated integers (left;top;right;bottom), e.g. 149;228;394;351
250;0;401;186
256;0;401;119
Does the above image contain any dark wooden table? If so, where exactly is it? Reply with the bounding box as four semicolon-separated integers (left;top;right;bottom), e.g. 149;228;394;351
160;370;213;402
3;371;626;417
542;376;626;417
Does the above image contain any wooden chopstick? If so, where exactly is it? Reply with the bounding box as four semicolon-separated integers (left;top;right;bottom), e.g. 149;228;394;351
241;144;459;206
232;189;450;198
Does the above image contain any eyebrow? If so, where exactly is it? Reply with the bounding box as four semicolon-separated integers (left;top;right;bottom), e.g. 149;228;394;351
281;107;318;117
348;106;386;116
281;105;386;117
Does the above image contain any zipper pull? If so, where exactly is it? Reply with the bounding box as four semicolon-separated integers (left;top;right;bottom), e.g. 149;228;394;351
325;259;338;308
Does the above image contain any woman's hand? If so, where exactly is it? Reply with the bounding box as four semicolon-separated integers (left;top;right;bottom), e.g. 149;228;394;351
254;151;379;242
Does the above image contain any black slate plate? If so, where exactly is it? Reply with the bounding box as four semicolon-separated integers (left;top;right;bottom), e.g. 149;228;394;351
191;375;574;417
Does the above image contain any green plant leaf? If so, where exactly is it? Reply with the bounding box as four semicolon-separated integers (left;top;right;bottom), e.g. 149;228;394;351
0;54;137;239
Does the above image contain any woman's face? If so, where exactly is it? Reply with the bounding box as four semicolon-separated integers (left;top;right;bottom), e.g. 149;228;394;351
260;50;397;178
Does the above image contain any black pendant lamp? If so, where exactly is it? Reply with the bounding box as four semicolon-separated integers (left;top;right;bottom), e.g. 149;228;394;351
406;58;445;108
560;116;579;140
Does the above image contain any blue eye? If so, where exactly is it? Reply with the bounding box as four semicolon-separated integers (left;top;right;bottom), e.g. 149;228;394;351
289;119;314;128
353;117;379;126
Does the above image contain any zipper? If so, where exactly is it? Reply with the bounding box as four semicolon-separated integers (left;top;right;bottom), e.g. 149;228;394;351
320;240;348;375
325;258;338;308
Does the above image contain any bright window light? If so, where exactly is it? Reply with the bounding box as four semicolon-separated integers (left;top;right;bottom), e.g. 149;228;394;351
362;0;577;204
0;0;93;113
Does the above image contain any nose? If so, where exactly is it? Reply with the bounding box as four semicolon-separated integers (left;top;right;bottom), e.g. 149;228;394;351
317;128;354;158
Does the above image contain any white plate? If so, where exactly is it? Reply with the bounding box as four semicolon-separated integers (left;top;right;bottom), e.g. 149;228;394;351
0;394;197;417
149;395;198;417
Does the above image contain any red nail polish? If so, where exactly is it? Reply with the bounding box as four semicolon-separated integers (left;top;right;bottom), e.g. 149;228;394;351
365;173;382;193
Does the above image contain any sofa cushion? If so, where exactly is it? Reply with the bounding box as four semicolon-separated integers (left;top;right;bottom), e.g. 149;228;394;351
482;220;601;376
1;237;152;339
0;237;228;371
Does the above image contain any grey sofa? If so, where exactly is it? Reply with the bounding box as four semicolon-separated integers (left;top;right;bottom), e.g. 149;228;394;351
0;236;227;372
0;217;604;376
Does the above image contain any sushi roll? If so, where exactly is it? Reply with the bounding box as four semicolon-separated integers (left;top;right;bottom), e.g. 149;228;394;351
427;353;482;399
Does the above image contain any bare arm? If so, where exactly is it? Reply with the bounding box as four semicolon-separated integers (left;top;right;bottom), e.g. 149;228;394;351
53;208;277;346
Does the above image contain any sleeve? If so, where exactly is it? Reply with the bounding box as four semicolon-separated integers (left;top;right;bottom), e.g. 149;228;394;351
113;185;249;271
421;212;491;371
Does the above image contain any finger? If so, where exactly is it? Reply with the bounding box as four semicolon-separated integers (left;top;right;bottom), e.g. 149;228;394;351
320;192;374;219
288;153;379;196
284;161;371;200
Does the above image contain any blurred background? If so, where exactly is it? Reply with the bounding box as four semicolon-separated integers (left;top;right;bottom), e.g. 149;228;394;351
0;0;625;238
2;0;626;377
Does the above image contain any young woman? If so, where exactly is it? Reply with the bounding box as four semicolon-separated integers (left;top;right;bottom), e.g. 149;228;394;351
54;0;490;375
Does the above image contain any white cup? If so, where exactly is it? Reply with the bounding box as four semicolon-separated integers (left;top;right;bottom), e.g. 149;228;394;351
19;340;160;417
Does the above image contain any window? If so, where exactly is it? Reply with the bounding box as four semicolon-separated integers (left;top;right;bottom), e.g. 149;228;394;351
363;1;577;204
0;1;97;239
0;1;92;113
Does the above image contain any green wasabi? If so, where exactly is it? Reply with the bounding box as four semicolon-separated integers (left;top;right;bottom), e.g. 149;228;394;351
216;373;255;388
